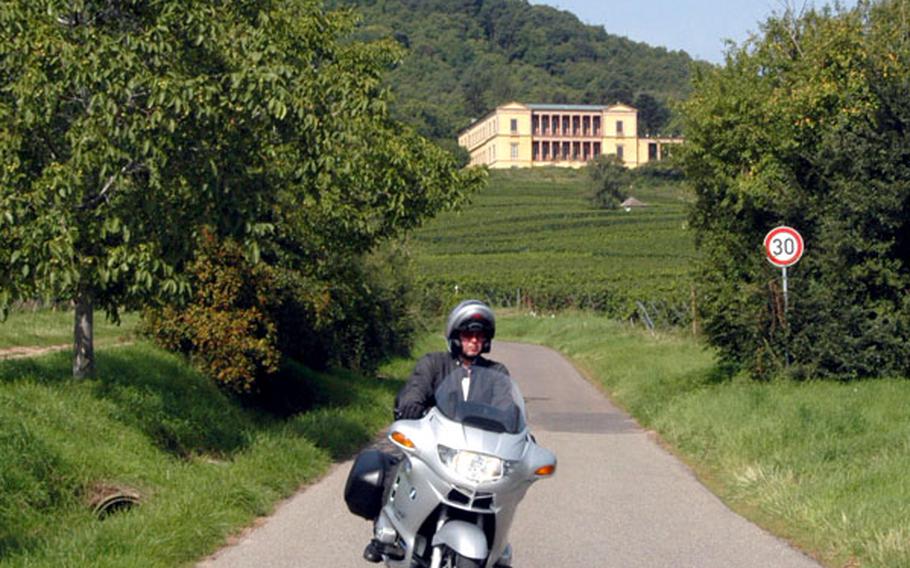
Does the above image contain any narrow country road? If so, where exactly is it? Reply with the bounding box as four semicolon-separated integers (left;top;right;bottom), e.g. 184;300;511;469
200;342;820;567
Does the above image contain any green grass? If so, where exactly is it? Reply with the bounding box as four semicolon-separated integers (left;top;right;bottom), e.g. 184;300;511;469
498;311;910;568
411;167;697;320
0;309;138;350
0;339;415;566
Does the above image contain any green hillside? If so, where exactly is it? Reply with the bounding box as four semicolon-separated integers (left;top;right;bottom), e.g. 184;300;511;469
0;338;410;565
329;0;706;152
410;167;697;325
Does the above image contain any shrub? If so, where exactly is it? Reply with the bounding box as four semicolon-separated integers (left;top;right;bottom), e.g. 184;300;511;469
252;244;416;375
679;3;910;379
144;236;417;401
143;233;280;395
289;242;416;373
633;159;685;182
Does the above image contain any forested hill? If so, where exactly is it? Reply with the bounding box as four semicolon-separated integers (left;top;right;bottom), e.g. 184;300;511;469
328;0;706;152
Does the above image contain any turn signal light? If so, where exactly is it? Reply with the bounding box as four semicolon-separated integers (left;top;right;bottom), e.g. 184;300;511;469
535;464;556;477
390;431;415;449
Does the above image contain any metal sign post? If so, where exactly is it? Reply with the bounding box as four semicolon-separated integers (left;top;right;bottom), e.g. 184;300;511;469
764;225;804;319
764;226;804;368
782;266;789;315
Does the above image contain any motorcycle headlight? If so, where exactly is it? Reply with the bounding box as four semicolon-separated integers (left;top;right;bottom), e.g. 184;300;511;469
438;445;504;483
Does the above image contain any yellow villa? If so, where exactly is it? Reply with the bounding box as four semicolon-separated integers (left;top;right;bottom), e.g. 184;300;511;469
457;101;681;169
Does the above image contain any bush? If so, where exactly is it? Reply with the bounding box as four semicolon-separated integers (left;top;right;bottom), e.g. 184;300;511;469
679;2;910;379
292;242;416;373
633;159;685;182
144;236;417;401
256;245;416;375
143;233;280;395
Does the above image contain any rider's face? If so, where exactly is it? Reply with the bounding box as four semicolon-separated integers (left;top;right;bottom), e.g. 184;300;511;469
459;330;486;358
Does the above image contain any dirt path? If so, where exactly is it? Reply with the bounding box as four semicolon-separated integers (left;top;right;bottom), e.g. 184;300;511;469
0;341;135;361
0;344;71;360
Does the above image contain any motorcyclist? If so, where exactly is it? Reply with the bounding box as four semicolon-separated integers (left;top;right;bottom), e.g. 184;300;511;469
363;299;509;563
395;299;510;419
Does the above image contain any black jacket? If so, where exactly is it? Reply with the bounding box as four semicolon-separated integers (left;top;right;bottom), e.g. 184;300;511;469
395;351;509;417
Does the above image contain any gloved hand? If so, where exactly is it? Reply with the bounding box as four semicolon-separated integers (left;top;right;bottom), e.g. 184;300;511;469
396;402;425;420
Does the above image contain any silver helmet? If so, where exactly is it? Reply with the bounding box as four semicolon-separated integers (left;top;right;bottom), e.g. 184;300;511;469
445;300;495;355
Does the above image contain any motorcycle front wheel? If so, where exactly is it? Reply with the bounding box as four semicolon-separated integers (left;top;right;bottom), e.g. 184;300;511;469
440;546;483;568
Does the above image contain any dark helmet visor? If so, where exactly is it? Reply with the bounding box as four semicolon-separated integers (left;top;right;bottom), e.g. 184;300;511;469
461;320;489;332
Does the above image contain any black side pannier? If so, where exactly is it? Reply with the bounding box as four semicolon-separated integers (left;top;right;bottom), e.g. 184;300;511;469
344;449;394;519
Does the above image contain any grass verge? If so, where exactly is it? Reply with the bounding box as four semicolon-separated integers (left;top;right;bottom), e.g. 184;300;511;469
0;336;426;567
498;310;910;568
0;309;138;350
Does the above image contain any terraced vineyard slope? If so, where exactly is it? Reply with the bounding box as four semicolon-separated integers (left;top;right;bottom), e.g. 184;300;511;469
412;167;698;324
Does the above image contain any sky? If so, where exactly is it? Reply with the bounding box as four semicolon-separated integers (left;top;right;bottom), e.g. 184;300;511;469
528;0;857;64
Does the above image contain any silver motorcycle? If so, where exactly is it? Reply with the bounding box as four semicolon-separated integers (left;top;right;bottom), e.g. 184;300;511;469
345;367;557;568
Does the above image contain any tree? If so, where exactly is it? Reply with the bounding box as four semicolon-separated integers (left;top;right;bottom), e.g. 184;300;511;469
0;0;485;377
634;92;670;136
588;155;631;209
678;1;910;379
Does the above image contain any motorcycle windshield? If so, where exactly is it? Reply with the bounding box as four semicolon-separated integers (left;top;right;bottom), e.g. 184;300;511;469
434;367;527;434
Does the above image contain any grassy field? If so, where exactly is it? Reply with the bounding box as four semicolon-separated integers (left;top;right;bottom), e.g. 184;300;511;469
498;311;910;568
0;309;138;350
411;166;697;323
0;327;439;566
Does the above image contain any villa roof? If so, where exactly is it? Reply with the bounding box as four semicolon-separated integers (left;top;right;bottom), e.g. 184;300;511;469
526;103;604;111
526;103;637;112
459;101;639;135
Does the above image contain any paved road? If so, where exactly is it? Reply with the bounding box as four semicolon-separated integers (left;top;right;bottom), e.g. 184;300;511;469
200;342;820;567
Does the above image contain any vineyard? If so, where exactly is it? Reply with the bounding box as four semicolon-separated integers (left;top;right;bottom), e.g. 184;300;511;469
411;167;698;324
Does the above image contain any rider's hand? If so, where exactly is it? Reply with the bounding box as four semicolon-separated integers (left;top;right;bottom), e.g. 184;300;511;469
397;402;424;420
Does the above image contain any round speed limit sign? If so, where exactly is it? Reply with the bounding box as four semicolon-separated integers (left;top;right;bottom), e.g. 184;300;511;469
764;226;804;267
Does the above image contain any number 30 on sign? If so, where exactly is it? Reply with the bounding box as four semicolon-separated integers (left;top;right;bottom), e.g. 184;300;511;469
764;226;804;267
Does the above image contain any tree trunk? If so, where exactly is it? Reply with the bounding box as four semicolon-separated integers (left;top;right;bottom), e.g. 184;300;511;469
73;292;95;378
